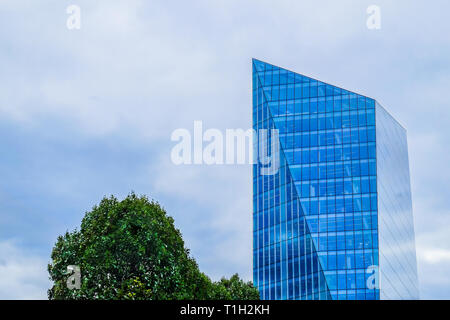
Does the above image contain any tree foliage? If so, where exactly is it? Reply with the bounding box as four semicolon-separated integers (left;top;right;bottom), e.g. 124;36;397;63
48;193;259;300
210;274;261;300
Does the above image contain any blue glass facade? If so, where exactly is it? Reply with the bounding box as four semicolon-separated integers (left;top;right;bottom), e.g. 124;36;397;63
376;103;419;299
252;59;419;300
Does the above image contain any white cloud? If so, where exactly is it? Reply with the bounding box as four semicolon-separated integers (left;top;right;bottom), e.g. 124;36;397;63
0;240;50;299
418;248;450;264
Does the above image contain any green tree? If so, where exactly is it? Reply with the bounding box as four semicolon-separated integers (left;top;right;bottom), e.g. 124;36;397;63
48;193;259;300
210;274;261;300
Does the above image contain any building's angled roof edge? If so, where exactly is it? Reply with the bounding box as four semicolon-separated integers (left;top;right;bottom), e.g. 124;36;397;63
375;100;408;132
252;58;408;131
252;57;376;101
253;58;407;132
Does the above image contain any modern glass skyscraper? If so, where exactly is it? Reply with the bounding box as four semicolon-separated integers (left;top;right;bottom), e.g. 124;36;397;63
252;59;419;300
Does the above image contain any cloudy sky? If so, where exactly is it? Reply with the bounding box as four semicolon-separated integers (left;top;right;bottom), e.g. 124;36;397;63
0;0;449;299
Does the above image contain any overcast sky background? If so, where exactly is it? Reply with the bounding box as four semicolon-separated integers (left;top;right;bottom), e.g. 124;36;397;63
0;0;449;299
